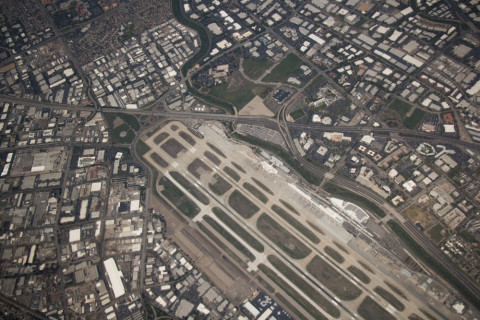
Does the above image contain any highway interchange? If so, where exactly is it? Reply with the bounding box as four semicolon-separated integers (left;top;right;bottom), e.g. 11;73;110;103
2;0;480;317
3;90;480;308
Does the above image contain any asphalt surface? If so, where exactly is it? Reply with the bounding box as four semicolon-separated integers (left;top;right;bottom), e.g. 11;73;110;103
2;93;480;308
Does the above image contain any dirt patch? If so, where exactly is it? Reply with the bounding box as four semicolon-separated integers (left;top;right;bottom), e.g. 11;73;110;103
0;62;15;73
208;174;232;196
187;158;212;179
113;116;123;127
161;138;186;158
402;205;435;229
239;95;274;117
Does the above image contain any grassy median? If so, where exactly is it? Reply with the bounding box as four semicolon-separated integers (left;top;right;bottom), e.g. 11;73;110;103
271;204;320;244
212;207;264;253
307;255;362;301
257;213;311;259
259;264;329;320
268;255;340;318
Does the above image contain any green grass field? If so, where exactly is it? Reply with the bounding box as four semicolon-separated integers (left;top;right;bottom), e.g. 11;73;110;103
243;58;274;80
112;123;135;144
275;293;309;320
384;281;408;300
459;230;477;243
374;287;405;311
263;53;303;83
223;166;241;182
136;140;151;156
107;113;141;144
388;98;412;118
280;200;300;216
208;174;232;196
404;108;426;129
388;98;426;129
170;171;210;205
251;177;274;195
118;113;141;131
427;223;445;243
208;72;270;110
197;223;247;268
159;176;200;218
290;109;306;120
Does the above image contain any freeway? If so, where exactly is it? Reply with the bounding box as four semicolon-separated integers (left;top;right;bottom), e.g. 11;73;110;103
402;220;480;301
2;93;480;152
3;92;480;151
161;111;480;151
3;92;480;304
275;100;480;306
0;292;49;320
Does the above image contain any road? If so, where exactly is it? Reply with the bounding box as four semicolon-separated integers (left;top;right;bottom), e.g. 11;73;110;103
2;0;479;317
0;292;49;320
3;83;480;318
402;220;480;300
2;0;480;307
274;95;480;305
